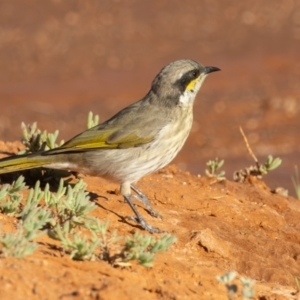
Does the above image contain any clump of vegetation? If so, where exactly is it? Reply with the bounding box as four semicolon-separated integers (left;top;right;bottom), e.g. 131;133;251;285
121;232;177;267
233;127;282;182
205;158;226;181
216;271;255;300
19;121;64;154
0;176;176;266
234;154;282;182
0;175;27;214
0;227;38;258
18;121;72;184
16;111;100;185
0;179;53;258
45;178;176;266
87;111;100;129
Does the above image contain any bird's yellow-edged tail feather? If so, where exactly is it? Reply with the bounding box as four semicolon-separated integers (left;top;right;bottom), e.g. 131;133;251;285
0;153;51;174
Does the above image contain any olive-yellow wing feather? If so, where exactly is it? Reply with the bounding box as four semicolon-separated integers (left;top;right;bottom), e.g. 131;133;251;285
46;96;170;155
57;126;154;151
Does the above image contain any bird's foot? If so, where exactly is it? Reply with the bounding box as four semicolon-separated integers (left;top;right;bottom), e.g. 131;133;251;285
123;194;163;233
130;185;163;219
127;216;163;233
147;207;163;219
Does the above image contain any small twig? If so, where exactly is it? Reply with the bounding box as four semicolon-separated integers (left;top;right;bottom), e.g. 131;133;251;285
234;126;282;183
239;126;259;167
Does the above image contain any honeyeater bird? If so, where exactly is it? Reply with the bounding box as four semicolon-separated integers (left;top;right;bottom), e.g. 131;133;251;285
0;59;220;232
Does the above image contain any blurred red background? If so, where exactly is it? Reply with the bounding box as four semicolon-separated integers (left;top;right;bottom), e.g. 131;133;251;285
0;0;299;195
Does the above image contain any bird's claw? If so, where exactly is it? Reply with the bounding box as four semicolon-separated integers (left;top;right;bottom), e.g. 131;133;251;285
127;216;163;233
148;209;163;219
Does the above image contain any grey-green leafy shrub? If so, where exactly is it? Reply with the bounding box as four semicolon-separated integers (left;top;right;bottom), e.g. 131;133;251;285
84;218;121;261
234;155;282;182
0;180;52;258
0;227;38;258
18;112;99;184
18;122;74;184
259;155;282;174
0;175;27;214
216;271;255;300
46;179;96;237
240;276;255;299
19;180;44;218
216;271;238;300
20;122;64;154
122;232;177;267
0;176;177;265
205;158;226;181
52;225;100;260
87;111;100;129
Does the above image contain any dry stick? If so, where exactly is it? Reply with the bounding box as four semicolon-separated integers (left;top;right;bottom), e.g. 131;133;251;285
239;126;260;168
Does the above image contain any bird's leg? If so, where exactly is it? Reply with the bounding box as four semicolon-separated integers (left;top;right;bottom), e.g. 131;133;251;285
123;194;162;233
120;181;161;232
130;185;162;219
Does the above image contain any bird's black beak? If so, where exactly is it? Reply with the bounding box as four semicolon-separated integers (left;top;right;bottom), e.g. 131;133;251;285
205;66;221;74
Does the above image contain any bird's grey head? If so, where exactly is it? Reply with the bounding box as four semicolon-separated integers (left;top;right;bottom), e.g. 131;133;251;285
151;59;220;106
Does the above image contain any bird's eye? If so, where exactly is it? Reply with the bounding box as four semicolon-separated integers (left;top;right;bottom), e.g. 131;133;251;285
191;70;199;78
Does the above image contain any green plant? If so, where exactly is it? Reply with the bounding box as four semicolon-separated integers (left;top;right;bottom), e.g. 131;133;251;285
0;204;51;258
0;226;38;258
84;218;121;261
0;182;52;258
216;271;238;300
233;154;282;183
292;166;300;200
44;177;66;207
259;155;282;175
216;271;255;300
53;225;100;260
46;179;96;236
235;127;282;182
21;205;52;240
87;111;100;129
17;112;100;184
19;122;64;154
0;175;27;214
205;158;226;181
19;180;44;218
0;176;176;265
122;232;177;267
18;122;74;184
240;276;255;299
20;112;100;156
50;215;177;267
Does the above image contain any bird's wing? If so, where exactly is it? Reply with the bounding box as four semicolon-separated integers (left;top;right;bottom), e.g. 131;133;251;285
46;103;169;154
59;124;154;150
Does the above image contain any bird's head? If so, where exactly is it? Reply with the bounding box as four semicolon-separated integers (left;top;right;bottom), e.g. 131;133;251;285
151;59;220;107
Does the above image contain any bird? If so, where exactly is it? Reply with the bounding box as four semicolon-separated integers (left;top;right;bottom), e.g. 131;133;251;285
0;59;220;233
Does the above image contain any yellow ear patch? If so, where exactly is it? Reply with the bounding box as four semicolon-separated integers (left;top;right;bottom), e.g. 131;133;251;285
186;76;200;91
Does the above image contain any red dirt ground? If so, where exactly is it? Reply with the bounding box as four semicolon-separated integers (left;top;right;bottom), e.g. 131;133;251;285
0;141;300;299
0;1;300;299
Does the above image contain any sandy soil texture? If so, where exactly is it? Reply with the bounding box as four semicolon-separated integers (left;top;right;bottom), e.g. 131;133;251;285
0;1;300;299
0;142;300;300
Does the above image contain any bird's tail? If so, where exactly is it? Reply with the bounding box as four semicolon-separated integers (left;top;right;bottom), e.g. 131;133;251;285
0;153;51;174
